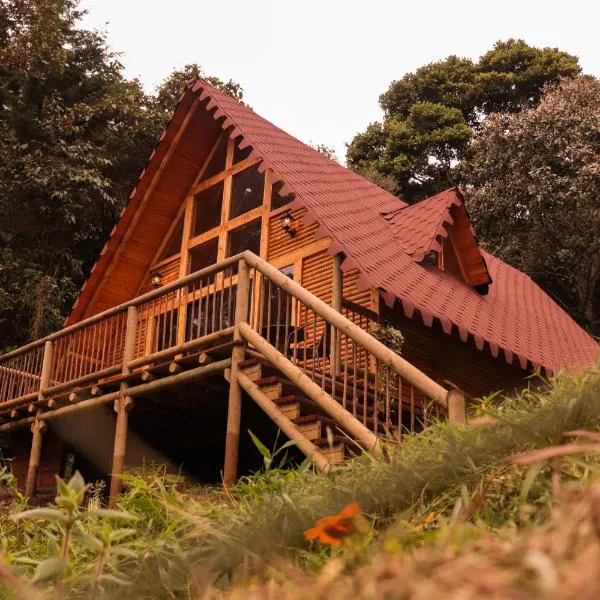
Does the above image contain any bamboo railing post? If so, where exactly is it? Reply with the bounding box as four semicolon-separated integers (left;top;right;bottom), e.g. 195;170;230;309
223;259;250;486
447;389;467;425
109;306;137;507
330;253;343;378
25;340;54;498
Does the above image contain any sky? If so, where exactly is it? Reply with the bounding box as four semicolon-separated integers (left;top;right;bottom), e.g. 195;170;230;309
79;0;600;162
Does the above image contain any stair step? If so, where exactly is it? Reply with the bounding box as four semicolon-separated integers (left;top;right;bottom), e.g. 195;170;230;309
271;395;301;420
260;381;283;401
240;361;263;382
292;414;339;441
313;435;348;463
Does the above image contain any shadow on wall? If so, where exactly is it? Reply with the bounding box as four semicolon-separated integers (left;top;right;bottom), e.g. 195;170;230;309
50;406;180;480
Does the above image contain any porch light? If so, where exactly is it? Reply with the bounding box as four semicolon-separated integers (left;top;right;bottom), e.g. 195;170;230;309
280;211;296;237
423;251;438;266
151;271;163;288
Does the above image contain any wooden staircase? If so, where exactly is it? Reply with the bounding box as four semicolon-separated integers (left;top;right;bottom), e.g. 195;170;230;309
239;357;363;464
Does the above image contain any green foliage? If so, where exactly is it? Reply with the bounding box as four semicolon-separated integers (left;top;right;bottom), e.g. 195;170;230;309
463;76;600;334
347;39;580;201
5;471;137;596
368;322;404;355
0;0;244;352
2;365;600;598
0;366;599;597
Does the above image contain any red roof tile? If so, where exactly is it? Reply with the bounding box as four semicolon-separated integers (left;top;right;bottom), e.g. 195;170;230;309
382;189;461;260
383;189;492;286
187;78;598;374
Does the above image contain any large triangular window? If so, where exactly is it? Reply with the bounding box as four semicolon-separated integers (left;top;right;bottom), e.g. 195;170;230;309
158;215;184;261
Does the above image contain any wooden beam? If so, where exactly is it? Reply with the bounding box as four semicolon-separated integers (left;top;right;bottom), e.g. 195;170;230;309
24;340;54;499
189;156;260;197
223;259;250;486
447;389;467;425
237;370;330;472
5;359;231;429
331;253;343;376
109;305;137;507
127;326;234;369
25;417;46;498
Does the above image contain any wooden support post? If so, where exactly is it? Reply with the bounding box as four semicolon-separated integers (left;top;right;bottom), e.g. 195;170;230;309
223;259;250;486
25;416;46;498
330;253;343;377
109;306;137;507
447;389;467;425
25;340;54;498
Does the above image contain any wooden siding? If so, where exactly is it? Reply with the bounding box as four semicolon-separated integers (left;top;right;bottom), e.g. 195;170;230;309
267;208;320;261
138;256;180;296
382;305;529;400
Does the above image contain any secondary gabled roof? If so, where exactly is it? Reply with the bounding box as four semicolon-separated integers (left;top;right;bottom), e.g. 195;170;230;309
383;189;492;289
382;189;460;261
68;78;599;375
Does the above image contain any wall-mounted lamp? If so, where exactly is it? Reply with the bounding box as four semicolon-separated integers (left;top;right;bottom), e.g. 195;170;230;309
280;211;297;237
151;271;163;288
423;251;438;266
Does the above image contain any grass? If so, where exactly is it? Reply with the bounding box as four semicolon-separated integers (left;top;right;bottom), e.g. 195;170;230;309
1;364;600;597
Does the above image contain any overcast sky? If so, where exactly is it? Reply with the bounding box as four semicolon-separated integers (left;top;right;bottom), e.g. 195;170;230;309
80;0;600;162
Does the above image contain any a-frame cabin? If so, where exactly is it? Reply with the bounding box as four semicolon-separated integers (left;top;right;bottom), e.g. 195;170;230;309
1;79;598;503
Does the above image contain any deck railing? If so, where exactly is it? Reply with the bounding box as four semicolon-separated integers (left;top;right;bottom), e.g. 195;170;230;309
0;252;458;440
0;255;242;418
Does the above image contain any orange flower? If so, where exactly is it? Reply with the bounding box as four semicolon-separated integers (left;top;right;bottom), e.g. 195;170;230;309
304;502;362;545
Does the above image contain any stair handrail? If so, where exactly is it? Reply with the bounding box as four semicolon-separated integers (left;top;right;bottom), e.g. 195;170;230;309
241;251;449;410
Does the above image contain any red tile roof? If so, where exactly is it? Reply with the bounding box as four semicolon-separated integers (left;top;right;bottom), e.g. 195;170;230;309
383;189;492;286
69;77;599;375
382;189;462;260
187;78;598;374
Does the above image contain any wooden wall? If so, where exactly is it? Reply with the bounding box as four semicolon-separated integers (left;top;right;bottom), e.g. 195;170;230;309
382;304;529;400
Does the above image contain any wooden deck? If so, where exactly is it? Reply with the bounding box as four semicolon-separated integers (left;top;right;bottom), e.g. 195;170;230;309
0;252;461;502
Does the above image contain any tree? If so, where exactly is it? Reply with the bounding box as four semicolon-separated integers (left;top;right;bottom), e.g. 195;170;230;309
463;76;600;335
347;40;580;202
0;0;243;350
153;63;244;116
310;143;338;162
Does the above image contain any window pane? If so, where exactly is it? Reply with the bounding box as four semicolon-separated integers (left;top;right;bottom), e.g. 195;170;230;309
189;237;218;273
233;138;252;163
265;265;293;325
159;215;183;261
193;181;223;236
227;218;262;258
200;134;227;182
230;165;264;219
271;180;293;210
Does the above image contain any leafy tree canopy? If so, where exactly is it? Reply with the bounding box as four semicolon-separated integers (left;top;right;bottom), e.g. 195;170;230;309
463;76;600;335
0;0;243;350
347;39;580;201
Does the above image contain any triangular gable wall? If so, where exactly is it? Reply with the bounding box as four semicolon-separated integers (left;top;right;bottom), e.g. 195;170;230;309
66;92;230;323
